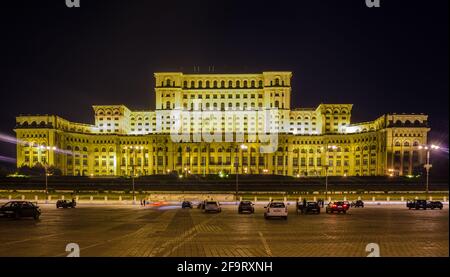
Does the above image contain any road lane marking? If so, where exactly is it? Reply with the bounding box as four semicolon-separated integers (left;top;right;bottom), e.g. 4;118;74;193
2;233;63;246
258;231;273;257
150;212;221;257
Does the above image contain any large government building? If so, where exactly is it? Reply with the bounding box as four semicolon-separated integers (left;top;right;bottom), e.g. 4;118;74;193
14;72;430;177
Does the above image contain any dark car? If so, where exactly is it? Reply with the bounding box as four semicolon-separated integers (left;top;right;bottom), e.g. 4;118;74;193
326;201;349;214
238;201;255;214
407;199;427;210
298;201;321;214
427;201;443;210
0;201;41;220
182;201;193;209
351;200;364;208
56;199;76;209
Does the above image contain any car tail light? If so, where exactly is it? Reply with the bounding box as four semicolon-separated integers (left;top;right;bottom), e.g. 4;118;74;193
343;204;347;207
332;204;337;208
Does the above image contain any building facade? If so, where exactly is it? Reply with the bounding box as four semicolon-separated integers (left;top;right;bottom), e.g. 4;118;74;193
14;72;430;177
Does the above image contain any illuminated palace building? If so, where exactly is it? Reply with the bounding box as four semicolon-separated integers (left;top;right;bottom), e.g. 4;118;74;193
15;72;430;177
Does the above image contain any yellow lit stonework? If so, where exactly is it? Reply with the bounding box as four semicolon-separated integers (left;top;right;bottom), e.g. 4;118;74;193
14;72;430;177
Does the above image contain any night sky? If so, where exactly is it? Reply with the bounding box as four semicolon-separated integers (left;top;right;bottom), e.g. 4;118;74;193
0;0;448;168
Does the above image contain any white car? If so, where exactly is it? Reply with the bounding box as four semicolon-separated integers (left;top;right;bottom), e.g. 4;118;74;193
204;201;222;213
264;201;288;220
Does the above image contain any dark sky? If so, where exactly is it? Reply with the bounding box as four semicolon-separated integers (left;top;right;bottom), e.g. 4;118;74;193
0;0;448;162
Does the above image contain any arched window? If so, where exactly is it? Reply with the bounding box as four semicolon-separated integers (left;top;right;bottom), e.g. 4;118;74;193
403;141;410;147
213;81;218;88
228;80;233;88
198;80;203;88
275;100;279;108
83;147;88;152
275;78;280;86
221;80;225;88
251;80;255;88
259;80;263;88
206;80;210;88
243;80;248;88
183;81;187;88
395;141;401;147
165;79;171;87
236;80;241;88
166;101;171;109
190;81;195;88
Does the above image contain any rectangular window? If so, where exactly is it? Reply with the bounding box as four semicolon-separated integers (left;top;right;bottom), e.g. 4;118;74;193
300;158;306;166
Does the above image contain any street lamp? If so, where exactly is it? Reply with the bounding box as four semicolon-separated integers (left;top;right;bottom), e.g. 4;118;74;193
235;144;247;204
418;144;440;195
324;145;337;202
129;145;143;205
39;145;56;203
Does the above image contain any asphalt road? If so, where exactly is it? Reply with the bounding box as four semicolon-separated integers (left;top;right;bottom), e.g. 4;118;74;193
0;203;447;257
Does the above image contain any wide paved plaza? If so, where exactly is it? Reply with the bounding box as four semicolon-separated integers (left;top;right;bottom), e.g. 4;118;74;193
0;203;447;257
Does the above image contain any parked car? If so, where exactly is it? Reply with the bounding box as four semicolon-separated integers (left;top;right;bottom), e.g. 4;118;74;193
427;201;443;210
204;201;221;213
238;201;255;214
182;201;193;209
56;199;76;208
0;201;41;220
297;201;321;214
406;199;427;210
351;200;364;208
264;201;288;219
325;201;349;214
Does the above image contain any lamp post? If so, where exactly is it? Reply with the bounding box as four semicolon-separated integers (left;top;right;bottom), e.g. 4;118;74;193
324;164;329;201
39;145;56;203
419;144;440;195
324;145;337;202
235;144;247;204
129;146;143;205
